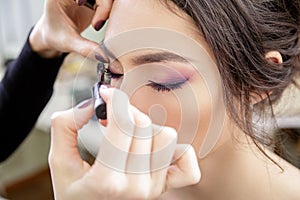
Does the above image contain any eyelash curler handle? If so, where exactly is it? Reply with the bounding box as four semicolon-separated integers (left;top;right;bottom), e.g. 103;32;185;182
93;82;107;120
92;63;111;120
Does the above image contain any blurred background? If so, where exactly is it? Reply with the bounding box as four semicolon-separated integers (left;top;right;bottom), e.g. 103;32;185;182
0;0;44;64
0;1;52;199
0;1;299;200
0;1;103;199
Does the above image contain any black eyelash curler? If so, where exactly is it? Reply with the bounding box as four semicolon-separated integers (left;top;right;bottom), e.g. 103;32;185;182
92;63;111;120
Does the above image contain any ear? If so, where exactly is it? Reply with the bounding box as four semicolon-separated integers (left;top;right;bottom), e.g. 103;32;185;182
250;51;283;104
265;50;283;64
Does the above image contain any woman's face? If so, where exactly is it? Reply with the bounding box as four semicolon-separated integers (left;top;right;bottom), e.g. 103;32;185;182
103;0;227;158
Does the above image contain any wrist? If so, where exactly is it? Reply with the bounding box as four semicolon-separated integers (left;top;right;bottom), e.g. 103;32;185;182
29;26;62;59
30;47;62;58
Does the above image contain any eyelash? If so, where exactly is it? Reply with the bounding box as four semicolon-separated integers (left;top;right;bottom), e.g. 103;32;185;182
146;80;186;92
108;69;187;92
109;71;123;79
107;65;123;79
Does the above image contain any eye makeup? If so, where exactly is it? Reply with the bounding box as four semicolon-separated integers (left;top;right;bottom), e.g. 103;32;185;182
98;45;195;94
108;62;191;93
108;69;123;79
146;79;188;92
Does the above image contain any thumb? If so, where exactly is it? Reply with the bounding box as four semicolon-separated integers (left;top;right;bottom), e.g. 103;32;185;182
67;35;102;58
166;144;201;189
49;99;94;171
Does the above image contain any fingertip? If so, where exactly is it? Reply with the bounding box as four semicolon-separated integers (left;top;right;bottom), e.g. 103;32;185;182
70;36;99;58
166;144;201;189
99;119;108;126
131;106;152;128
99;85;113;102
182;145;201;184
76;0;87;6
91;1;111;31
50;109;74;129
93;20;106;31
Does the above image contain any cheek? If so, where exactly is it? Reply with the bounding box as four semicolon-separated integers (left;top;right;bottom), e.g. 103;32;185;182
130;88;181;129
191;77;212;153
128;77;212;151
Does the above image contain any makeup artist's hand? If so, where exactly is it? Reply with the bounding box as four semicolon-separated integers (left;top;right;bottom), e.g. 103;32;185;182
49;88;201;200
29;0;113;58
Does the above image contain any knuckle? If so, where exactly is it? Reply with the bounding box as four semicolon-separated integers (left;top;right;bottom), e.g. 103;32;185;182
48;153;54;166
48;152;59;168
50;110;73;127
48;151;69;171
78;47;90;58
130;181;152;199
50;111;64;125
98;173;127;196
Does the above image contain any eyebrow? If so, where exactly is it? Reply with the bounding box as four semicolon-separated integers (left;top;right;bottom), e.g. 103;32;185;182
130;52;189;66
101;41;189;65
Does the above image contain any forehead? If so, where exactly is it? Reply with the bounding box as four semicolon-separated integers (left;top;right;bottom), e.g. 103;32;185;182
103;0;216;66
105;0;199;42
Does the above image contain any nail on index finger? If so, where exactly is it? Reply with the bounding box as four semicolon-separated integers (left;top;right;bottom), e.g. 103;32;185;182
84;0;96;10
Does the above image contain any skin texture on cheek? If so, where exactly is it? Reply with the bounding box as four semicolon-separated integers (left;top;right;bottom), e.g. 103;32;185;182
123;67;213;155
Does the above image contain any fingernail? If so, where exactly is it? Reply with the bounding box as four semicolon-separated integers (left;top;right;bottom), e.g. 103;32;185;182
78;0;85;6
94;20;105;31
76;99;93;109
95;53;107;63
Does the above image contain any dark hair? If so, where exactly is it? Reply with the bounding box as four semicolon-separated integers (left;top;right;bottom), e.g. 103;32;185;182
162;0;300;166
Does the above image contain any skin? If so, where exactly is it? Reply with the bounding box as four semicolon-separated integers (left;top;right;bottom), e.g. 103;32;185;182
103;0;217;156
29;0;112;58
49;0;300;199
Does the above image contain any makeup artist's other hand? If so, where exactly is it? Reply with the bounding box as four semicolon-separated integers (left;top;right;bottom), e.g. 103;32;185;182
29;0;113;58
49;88;201;200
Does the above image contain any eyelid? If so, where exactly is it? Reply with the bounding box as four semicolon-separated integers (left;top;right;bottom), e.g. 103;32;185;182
108;60;124;75
146;79;188;92
107;67;123;79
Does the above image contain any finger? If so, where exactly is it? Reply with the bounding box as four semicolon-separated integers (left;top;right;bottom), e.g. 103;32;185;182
151;125;177;171
126;106;152;173
67;35;103;58
92;0;113;31
75;0;97;10
97;87;135;171
166;144;201;189
75;0;87;6
99;119;107;126
49;99;94;171
149;125;177;195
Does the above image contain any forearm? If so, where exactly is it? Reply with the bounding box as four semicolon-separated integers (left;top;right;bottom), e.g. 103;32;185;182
0;30;67;161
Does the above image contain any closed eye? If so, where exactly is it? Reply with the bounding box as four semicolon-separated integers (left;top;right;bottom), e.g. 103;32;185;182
146;79;187;92
107;68;123;79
